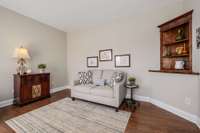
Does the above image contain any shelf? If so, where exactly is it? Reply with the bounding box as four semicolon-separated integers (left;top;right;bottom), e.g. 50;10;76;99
149;70;199;75
163;39;188;46
162;54;189;58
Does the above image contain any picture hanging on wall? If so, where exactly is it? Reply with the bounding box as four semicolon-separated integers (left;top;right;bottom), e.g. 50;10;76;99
115;54;131;67
87;56;98;67
99;49;113;61
196;27;200;49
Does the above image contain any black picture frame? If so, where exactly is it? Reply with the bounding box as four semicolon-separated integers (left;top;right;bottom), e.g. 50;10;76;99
99;49;113;61
87;56;99;68
115;54;131;67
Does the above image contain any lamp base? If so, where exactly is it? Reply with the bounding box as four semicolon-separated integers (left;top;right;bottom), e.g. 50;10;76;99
17;59;27;75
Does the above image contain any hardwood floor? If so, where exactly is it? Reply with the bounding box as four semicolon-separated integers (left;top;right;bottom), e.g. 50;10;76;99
0;89;199;133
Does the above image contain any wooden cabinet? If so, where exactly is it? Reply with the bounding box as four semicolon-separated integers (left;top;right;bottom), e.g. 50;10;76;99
14;73;50;105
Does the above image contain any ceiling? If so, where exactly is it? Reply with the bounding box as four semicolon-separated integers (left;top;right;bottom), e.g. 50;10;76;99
0;0;183;32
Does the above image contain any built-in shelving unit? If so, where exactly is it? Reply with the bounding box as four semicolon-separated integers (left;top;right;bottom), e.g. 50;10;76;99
149;10;199;75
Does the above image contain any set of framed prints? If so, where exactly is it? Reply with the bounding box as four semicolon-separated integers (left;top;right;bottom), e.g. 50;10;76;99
87;49;131;68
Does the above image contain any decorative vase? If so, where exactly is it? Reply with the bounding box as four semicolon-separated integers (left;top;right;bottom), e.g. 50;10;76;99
39;69;45;73
127;80;135;86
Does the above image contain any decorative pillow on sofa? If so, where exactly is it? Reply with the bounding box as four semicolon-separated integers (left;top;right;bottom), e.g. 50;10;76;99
107;72;124;88
113;72;124;83
78;71;92;85
94;79;105;86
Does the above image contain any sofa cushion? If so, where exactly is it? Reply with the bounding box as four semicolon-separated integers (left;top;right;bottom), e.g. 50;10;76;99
90;86;114;98
90;70;102;83
73;84;94;94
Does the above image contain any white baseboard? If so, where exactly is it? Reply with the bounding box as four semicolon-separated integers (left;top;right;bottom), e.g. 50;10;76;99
0;99;13;108
197;118;200;128
126;93;150;102
50;85;69;93
134;95;200;129
0;86;69;109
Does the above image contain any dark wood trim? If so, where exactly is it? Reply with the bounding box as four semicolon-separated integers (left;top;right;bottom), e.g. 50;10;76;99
87;56;99;68
99;49;113;61
158;10;193;28
14;73;50;76
114;54;131;68
149;70;199;75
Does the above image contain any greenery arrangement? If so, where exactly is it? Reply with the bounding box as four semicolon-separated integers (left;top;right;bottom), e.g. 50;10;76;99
38;64;47;69
128;77;136;82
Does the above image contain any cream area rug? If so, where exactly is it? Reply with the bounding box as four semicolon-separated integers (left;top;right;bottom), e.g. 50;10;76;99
6;98;131;133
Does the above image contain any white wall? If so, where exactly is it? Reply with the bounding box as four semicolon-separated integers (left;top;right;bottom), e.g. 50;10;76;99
0;6;67;101
182;0;200;120
67;1;200;117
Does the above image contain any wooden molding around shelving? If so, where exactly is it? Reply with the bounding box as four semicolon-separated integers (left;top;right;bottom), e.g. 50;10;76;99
163;39;189;46
162;54;189;58
149;70;199;75
158;10;193;74
158;10;193;28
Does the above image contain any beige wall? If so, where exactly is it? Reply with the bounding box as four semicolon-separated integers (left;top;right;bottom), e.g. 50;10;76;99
0;6;67;101
183;0;200;118
67;2;200;116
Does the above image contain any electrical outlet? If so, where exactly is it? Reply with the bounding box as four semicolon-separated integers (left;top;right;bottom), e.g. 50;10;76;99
184;97;191;105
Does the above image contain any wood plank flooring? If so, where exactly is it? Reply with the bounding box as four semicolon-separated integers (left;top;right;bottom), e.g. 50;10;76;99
0;89;199;133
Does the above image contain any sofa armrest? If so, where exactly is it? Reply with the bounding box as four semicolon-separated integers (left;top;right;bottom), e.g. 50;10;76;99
73;80;80;86
113;74;127;106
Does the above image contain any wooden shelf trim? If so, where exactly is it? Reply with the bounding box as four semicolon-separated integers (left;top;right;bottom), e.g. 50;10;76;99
149;70;199;75
158;10;193;28
163;39;188;46
162;54;189;58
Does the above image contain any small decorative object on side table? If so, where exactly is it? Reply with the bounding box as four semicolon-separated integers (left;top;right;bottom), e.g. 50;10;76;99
38;64;47;73
125;83;140;111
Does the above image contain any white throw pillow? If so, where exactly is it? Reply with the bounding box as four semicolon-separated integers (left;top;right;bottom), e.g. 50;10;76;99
94;79;105;86
102;70;115;85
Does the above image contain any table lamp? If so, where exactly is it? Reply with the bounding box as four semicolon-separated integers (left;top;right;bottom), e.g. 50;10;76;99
13;46;30;75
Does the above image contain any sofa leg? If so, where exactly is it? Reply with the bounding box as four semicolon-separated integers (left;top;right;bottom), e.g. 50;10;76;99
115;108;119;112
72;97;75;101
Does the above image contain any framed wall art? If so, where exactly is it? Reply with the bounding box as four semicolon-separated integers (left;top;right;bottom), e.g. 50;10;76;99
87;56;98;67
99;49;113;61
115;54;131;67
196;27;200;49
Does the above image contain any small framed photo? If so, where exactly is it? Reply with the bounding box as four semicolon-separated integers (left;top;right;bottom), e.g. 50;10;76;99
87;56;98;67
115;54;131;67
99;49;113;61
196;27;200;49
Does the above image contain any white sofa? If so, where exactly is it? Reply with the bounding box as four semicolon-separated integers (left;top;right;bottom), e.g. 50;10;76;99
71;70;127;111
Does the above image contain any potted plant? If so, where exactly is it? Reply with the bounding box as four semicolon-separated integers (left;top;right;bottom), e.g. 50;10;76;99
38;64;47;73
128;76;136;85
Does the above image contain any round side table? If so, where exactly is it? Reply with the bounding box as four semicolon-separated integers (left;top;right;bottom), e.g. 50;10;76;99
125;84;140;111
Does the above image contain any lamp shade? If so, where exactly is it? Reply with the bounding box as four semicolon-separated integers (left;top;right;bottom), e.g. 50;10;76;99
13;47;30;59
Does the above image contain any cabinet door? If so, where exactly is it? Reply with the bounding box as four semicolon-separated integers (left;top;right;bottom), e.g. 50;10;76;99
41;74;50;97
21;76;32;103
32;75;42;99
